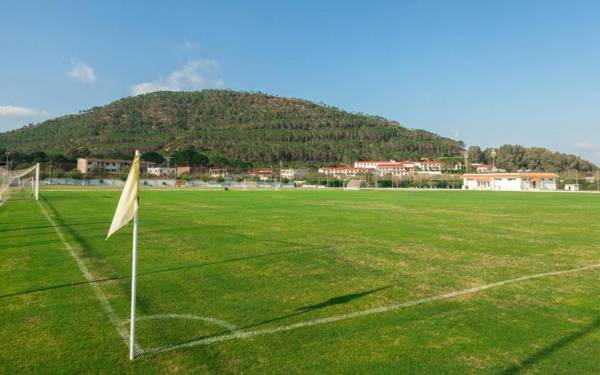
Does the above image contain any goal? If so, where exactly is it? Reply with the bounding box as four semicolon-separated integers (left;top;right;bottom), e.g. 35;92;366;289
0;163;40;202
345;179;363;190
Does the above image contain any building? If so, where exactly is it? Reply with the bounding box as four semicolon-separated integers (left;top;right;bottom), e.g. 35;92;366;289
77;158;155;174
209;168;229;178
355;159;458;176
463;173;558;191
280;168;309;180
565;184;580;191
414;160;442;174
354;160;395;169
249;168;275;181
147;167;176;177
176;166;202;177
318;167;374;179
585;176;596;183
376;163;408;177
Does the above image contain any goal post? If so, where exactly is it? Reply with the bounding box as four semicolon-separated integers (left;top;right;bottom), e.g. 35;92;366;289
35;162;40;200
0;163;40;202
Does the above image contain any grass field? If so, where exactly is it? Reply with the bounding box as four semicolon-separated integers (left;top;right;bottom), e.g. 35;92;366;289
2;189;600;374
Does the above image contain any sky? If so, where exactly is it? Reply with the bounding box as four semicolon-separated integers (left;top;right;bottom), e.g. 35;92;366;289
1;1;599;163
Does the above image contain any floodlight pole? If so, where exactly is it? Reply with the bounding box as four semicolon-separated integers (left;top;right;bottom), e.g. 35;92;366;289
129;150;141;360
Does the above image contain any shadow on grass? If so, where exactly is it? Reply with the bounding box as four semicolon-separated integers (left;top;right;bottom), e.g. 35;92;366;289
40;196;153;311
499;316;600;374
0;276;126;299
0;221;107;235
148;286;391;353
139;243;332;278
1;246;332;299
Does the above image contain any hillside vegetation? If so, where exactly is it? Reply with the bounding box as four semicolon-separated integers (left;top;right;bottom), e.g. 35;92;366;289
0;90;462;165
468;145;596;173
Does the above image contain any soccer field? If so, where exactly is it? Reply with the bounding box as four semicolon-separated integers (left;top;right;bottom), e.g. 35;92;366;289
2;189;600;374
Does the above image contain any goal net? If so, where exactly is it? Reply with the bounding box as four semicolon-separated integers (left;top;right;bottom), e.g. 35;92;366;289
345;179;363;190
0;164;40;202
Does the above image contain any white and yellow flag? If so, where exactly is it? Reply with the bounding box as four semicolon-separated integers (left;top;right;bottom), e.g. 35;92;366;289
107;153;140;239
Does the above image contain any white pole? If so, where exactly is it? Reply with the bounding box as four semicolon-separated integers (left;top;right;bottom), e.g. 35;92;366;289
35;163;40;200
129;150;140;360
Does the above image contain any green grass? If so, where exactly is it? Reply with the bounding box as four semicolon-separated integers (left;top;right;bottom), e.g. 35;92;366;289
2;189;600;374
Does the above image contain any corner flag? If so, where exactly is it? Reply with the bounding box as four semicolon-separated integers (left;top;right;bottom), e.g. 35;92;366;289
106;150;141;360
107;153;140;239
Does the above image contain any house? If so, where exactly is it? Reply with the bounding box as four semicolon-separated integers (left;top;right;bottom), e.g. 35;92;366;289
77;158;155;174
209;168;229;178
176;166;202;177
463;173;558;191
250;168;275;181
585;176;596;183
565;184;580;191
147;167;176;177
318;167;374;179
280;168;309;180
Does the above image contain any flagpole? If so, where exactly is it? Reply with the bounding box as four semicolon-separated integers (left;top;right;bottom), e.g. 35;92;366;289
129;150;140;360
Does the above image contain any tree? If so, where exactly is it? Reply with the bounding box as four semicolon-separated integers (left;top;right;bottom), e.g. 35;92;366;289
143;151;164;164
171;147;209;166
468;146;483;164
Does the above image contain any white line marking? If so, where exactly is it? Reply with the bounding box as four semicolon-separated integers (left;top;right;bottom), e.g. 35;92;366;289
38;201;137;350
141;262;600;356
126;314;237;331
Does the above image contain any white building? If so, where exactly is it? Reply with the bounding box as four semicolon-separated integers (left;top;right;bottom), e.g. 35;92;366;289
376;163;408;177
147;167;176;177
565;184;580;191
354;160;395;169
77;158;155;174
463;173;558;191
414;161;442;174
280;168;309;180
319;167;374;179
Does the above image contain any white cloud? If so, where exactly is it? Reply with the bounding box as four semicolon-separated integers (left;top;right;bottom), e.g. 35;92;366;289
130;59;223;96
68;62;97;83
0;105;49;117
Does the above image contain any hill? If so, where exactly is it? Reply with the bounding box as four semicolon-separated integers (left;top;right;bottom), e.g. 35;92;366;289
468;145;597;174
0;90;462;166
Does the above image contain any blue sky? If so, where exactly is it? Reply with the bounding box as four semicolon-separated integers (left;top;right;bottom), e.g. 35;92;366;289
1;1;599;162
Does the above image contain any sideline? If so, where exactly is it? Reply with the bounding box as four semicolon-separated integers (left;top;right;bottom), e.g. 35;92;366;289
37;200;136;350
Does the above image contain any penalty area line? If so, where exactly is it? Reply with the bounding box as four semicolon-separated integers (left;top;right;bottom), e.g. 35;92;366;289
37;201;136;350
141;262;600;356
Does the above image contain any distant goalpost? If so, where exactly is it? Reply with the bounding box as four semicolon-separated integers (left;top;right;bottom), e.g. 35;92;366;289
345;179;362;190
0;163;40;202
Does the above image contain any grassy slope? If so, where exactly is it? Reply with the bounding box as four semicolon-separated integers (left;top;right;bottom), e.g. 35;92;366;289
2;190;600;374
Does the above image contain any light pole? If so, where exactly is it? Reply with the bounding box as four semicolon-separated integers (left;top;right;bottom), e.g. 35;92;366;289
491;149;497;167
